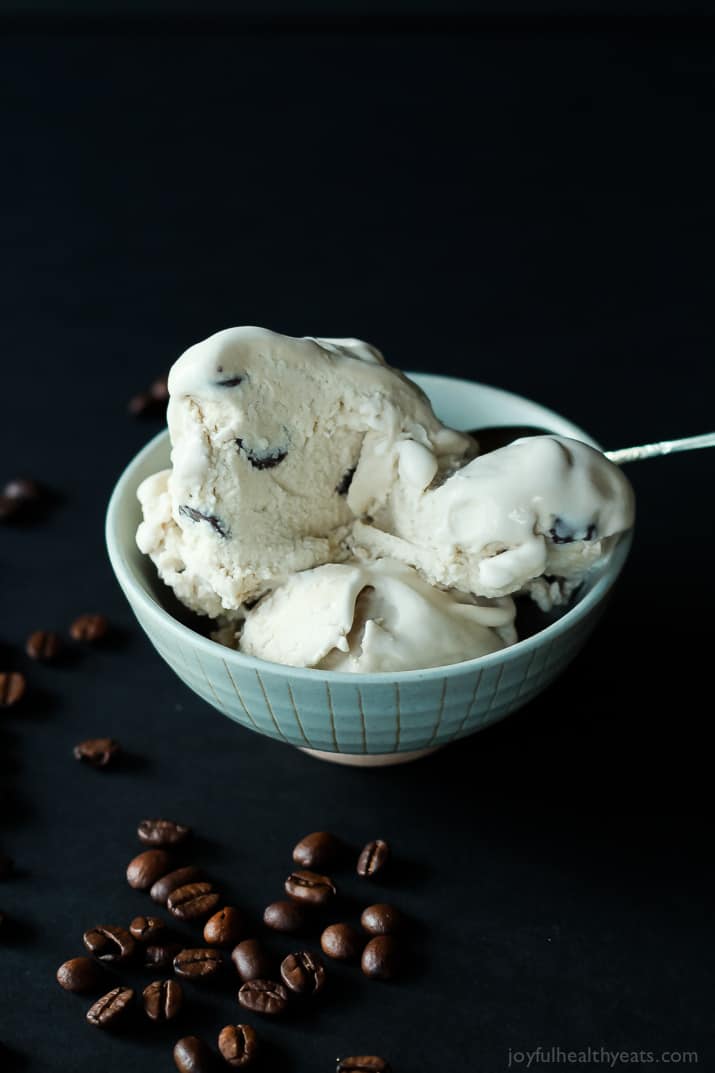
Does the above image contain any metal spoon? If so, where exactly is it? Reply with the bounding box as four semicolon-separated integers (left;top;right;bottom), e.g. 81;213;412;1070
468;426;715;464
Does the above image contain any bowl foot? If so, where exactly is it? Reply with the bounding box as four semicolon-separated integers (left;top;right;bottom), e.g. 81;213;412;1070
299;745;442;767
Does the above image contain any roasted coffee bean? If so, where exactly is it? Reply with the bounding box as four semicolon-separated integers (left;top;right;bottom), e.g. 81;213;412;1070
144;942;182;970
128;391;160;417
130;915;166;942
138;818;191;848
280;951;326;995
361;935;399;980
173;947;223;980
263;900;306;934
25;630;62;662
204;906;244;947
73;737;120;768
360;904;402;936
0;671;26;708
86;986;134;1028
70;612;109;643
336;1058;391;1072
127;849;172;890
218;1024;259;1068
149;376;170;402
83;924;136;963
143;978;183;1021
231;939;273;982
3;477;43;503
168;882;220;921
56;956;102;992
357;840;390;878
151;865;203;905
237;979;289;1016
284;869;336;907
0;854;13;878
292;831;342;870
321;923;363;962
174;1036;214;1073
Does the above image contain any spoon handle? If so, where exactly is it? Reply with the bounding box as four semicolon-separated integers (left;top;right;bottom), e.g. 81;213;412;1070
605;432;715;465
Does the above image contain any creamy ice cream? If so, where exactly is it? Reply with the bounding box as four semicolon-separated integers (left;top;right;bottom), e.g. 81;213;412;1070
137;326;635;671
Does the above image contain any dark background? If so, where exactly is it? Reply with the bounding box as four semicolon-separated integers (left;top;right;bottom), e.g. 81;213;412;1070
1;10;714;1073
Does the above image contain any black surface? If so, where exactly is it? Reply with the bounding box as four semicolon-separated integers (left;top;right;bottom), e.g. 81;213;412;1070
1;18;714;1073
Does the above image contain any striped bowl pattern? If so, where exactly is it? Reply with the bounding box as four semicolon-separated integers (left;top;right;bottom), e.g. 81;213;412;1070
106;374;632;764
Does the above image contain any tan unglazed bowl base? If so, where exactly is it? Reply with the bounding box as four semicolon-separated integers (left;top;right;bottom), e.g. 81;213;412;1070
299;745;443;767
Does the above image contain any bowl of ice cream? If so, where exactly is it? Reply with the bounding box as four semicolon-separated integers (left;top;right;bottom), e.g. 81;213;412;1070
106;329;634;766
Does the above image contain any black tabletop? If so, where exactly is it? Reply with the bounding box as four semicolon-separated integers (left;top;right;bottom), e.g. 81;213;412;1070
1;16;714;1073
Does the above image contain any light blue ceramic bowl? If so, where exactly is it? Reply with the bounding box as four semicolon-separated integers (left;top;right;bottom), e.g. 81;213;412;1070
106;374;632;766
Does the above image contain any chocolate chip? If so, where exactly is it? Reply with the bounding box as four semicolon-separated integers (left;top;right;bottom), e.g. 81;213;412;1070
0;672;26;708
335;466;356;495
235;439;287;470
25;630;62;662
216;375;244;387
549;517;597;544
70;613;109;642
179;505;229;537
73;737;120;768
137;818;191;848
86;986;134;1028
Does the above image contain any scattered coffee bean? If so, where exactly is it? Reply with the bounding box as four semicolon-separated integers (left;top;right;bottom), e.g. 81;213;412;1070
144;942;183;970
280;951;326;996
360;904;402;936
151;865;203;905
292;831;342;870
218;1023;259;1068
143;978;183;1021
126;849;172;890
231;939;273;982
86;986;134;1028
284;869;336;907
361;935;400;980
263;900;306;934
321;923;363;962
130;915;166;942
0;854;13;879
73;737;120;768
3;477;43;503
138;818;191;848
149;375;170;402
174;947;223;980
56;956;102;992
83;924;136;963
0;494;22;521
237;979;289;1016
357;840;390;878
174;1036;214;1073
168;881;220;921
204;906;244;947
336;1058;391;1072
70;612;109;643
25;630;62;662
0;671;26;708
129;391;163;418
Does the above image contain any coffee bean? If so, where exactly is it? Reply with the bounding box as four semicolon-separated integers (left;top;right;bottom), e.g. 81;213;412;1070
151;865;203;905
168;882;220;921
280;951;326;996
237;979;289;1016
138;818;191;848
0;854;14;878
292;831;342;870
83;925;136;963
25;630;62;662
218;1024;259;1068
127;849;172;890
56;956;102;992
0;494;22;521
361;935;399;980
336;1058;392;1072
70;612;109;643
284;869;336;907
149;376;170;402
360;904;402;936
174;947;223;980
321;923;363;962
0;672;26;708
129;391;162;418
231;939;273;982
130;915;166;942
173;1036;214;1073
262;900;306;934
144;942;182;970
143;978;183;1021
3;477;43;503
203;906;244;947
86;986;134;1028
73;737;120;768
356;840;390;878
